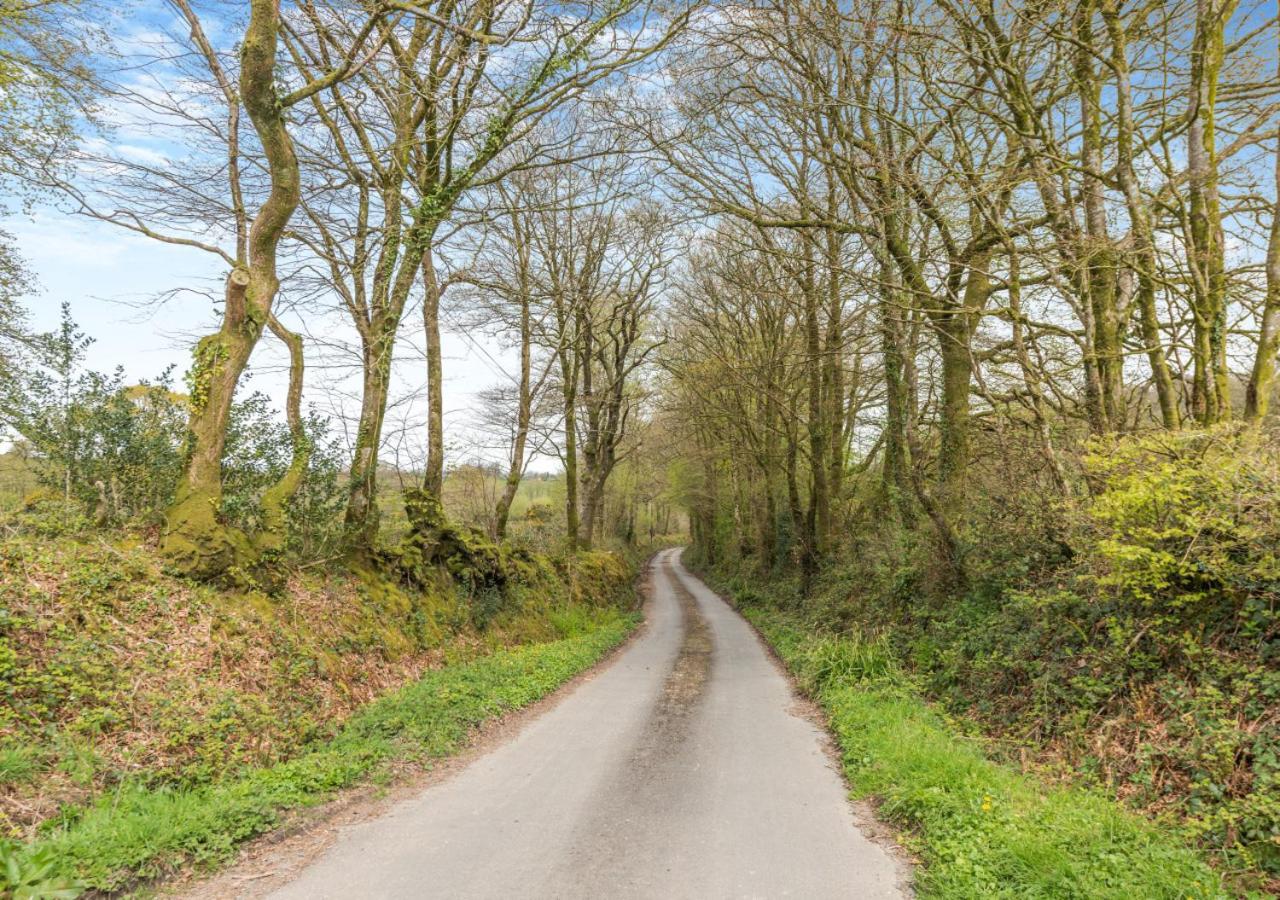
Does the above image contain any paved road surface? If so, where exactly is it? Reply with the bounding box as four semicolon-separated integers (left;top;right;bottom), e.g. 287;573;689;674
267;548;907;899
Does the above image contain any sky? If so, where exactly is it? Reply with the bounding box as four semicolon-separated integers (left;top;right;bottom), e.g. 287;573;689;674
4;0;544;474
7;204;531;470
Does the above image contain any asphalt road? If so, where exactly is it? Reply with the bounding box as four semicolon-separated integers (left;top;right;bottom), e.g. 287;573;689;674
267;548;907;899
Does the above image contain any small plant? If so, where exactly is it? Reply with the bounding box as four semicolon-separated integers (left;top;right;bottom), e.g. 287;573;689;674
0;841;82;899
796;631;901;695
0;743;42;786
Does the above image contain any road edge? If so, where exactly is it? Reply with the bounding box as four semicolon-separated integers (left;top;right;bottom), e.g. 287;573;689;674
170;553;664;899
675;548;918;899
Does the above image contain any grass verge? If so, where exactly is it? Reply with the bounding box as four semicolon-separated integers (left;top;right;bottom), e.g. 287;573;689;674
728;594;1240;898
2;608;637;896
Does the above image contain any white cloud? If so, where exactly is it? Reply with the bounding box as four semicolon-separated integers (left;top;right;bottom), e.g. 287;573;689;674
114;143;171;167
8;212;141;267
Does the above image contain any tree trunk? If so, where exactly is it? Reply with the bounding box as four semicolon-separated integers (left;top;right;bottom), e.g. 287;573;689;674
783;419;813;582
341;197;431;550
761;384;782;563
758;462;777;567
1076;0;1125;432
579;308;598;551
560;351;580;550
931;251;987;516
162;0;299;578
1187;0;1238;424
880;273;915;525
1246;126;1280;420
823;214;845;524
1102;0;1179;428
699;428;718;564
935;308;971;509
422;252;445;496
581;474;604;550
494;296;534;539
163;271;260;577
256;314;311;558
344;326;395;549
802;252;829;557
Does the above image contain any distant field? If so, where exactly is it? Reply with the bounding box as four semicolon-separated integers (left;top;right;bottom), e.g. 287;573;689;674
376;468;567;546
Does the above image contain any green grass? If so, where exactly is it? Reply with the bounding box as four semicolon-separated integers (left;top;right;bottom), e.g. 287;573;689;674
741;604;1239;899
0;744;42;787
6;609;637;895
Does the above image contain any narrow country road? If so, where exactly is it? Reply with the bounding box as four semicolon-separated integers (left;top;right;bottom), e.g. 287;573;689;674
266;548;908;899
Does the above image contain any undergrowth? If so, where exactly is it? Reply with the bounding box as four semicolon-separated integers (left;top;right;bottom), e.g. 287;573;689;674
718;578;1239;898
0;499;648;895
3;608;636;894
693;427;1279;893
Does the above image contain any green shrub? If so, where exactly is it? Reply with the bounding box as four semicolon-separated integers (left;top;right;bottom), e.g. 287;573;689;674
739;598;1231;899
1079;427;1280;635
0;307;347;561
695;426;1280;887
221;392;347;560
0;305;186;524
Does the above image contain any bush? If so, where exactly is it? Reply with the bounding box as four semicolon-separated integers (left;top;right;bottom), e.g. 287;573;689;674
0;307;346;562
1078;426;1280;642
221;392;347;560
1055;427;1280;874
0;306;186;524
700;426;1280;887
915;429;1280;879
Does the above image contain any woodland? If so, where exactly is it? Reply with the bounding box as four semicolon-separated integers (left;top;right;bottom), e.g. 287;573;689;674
1;0;1279;895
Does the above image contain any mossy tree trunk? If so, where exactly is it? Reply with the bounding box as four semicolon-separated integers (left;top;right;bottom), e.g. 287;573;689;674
1075;0;1126;433
1186;0;1238;425
345;324;397;549
163;0;300;578
578;304;598;551
1246;23;1280;422
163;270;260;577
334;44;432;551
1102;0;1179;429
801;243;830;559
559;329;581;551
163;0;384;578
1247;217;1280;419
880;275;916;526
495;276;535;539
1246;154;1280;419
256;314;311;558
823;214;846;526
423;251;445;497
933;307;972;512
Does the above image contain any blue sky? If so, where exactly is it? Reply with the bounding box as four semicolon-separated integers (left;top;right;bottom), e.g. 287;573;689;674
8;201;523;467
4;0;533;472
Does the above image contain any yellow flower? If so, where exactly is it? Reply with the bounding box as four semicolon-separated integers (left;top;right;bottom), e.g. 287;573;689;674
981;795;993;813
